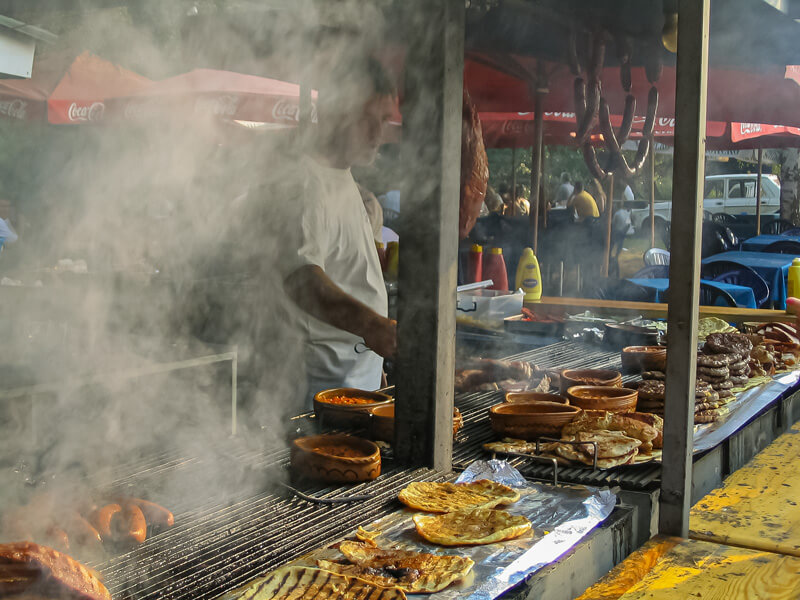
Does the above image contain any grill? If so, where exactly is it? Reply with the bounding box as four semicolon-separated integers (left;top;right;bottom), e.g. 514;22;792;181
94;452;450;600
451;340;661;490
89;339;651;600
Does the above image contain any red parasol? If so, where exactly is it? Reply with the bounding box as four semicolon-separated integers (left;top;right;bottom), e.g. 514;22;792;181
0;51;150;124
104;69;318;126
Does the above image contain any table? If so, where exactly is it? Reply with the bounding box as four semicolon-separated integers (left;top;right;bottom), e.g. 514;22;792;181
702;251;794;309
741;234;800;252
628;277;757;309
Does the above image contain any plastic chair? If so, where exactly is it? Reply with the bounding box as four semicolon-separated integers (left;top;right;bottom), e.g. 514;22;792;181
762;219;795;235
663;283;737;307
762;240;800;254
589;279;657;303
700;260;771;308
701;221;736;258
712;213;738;224
643;248;670;266
631;264;670;279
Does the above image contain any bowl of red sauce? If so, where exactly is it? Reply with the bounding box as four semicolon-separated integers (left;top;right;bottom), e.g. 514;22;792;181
313;387;393;428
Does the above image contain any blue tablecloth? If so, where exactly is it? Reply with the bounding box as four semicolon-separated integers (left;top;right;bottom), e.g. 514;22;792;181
628;278;757;309
702;251;794;309
740;234;800;252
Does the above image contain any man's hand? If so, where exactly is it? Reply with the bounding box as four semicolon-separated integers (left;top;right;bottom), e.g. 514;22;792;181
364;317;397;359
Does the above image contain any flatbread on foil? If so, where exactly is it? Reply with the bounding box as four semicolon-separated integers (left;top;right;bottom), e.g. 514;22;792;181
412;509;531;546
398;480;520;513
321;542;474;593
220;565;406;600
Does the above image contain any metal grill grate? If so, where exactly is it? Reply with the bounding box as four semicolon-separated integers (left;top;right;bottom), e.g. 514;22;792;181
452;340;661;489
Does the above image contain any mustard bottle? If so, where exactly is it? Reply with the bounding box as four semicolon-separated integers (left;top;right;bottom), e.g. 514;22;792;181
515;247;543;302
788;257;800;302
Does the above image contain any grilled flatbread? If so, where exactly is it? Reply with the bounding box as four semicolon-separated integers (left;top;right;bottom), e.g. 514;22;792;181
221;565;406;600
412;509;531;546
562;411;657;446
398;480;520;513
571;431;642;459
324;542;474;593
483;439;538;454
354;526;381;546
554;443;639;468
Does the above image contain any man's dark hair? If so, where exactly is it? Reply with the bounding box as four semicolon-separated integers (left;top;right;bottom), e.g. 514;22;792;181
363;56;397;99
574;181;584;193
317;54;396;120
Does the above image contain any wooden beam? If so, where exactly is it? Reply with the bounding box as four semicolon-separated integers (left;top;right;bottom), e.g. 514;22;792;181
394;0;463;470
649;145;656;248
511;146;517;217
756;148;764;236
529;61;546;252
603;174;615;276
659;0;710;538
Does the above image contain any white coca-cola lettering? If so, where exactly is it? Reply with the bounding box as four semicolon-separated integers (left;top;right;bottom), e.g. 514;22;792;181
68;102;105;122
657;117;676;127
195;95;239;117
739;123;762;135
0;99;27;119
271;99;318;123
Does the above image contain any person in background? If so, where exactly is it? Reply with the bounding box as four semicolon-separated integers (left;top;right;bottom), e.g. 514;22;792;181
482;184;505;216
567;181;600;222
278;55;397;404
610;206;636;276
623;182;635;204
0;200;18;246
357;182;384;243
552;172;574;208
589;178;606;215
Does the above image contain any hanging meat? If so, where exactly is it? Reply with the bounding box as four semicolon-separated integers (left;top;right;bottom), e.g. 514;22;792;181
459;88;489;239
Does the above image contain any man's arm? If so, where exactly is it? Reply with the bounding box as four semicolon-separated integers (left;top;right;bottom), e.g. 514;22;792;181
284;265;396;358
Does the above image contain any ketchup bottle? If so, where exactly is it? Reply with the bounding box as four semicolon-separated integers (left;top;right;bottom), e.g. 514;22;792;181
467;244;483;283
483;247;509;291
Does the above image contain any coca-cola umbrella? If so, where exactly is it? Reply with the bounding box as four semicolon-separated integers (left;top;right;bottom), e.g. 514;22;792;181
104;69;318;126
0;50;150;124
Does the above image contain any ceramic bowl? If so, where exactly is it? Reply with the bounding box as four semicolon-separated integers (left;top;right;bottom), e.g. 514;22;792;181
368;405;462;442
313;388;393;428
566;385;638;413
489;401;581;440
559;369;622;394
621;346;667;373
290;434;381;483
505;391;569;404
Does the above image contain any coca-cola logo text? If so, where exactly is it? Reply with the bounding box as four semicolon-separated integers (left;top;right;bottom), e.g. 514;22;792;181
0;99;27;120
739;123;763;135
195;95;239;117
68;102;105;122
271;99;318;123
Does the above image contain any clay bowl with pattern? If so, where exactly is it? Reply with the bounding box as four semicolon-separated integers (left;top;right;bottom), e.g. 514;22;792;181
368;405;462;442
313;388;393;428
505;391;569;405
291;434;381;483
621;346;667;374
559;369;622;394
566;385;638;413
489;401;582;440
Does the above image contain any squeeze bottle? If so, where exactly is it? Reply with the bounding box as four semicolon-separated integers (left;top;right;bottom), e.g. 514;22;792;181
467;244;483;283
375;241;387;272
386;241;399;281
788;258;800;302
483;247;509;291
515;247;543;302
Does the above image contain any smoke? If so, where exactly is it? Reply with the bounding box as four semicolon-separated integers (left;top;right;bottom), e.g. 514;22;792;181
0;1;399;557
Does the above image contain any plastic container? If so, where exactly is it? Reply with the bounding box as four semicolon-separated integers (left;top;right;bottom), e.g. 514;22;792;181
376;241;387;272
483;247;509;291
515;247;543;301
467;244;483;283
456;289;523;322
788;258;800;302
385;241;399;281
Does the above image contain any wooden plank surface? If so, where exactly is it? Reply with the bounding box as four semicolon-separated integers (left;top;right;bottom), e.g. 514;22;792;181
575;535;800;600
690;423;800;557
523;296;791;324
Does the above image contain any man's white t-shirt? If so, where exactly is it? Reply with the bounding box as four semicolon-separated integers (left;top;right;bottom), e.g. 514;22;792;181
279;156;388;396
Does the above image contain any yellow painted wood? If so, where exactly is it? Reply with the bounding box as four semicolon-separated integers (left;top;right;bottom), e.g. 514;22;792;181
575;536;800;600
690;423;800;557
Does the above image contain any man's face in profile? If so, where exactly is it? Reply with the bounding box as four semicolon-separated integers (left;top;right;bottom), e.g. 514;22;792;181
343;93;395;167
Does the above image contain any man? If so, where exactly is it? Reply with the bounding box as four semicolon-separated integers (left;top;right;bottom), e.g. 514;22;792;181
279;56;397;402
567;181;600;222
0;200;18;246
552;172;573;208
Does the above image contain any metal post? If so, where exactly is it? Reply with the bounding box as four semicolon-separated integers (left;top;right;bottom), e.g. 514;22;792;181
660;0;710;537
511;146;517;217
529;62;546;252
299;82;312;140
394;0;463;470
650;144;656;248
756;148;764;235
603;174;614;276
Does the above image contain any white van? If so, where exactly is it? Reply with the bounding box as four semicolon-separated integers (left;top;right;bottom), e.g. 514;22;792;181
630;173;781;233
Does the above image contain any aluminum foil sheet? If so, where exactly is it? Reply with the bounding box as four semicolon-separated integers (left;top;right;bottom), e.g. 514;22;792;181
693;369;800;453
294;460;616;600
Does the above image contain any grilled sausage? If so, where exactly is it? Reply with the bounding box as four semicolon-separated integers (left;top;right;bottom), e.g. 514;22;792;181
573;77;586;121
63;513;103;552
617;94;636;144
643;86;659;137
89;504;121;539
126;498;174;528
576;79;601;144
582;143;608;180
118;505;147;545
